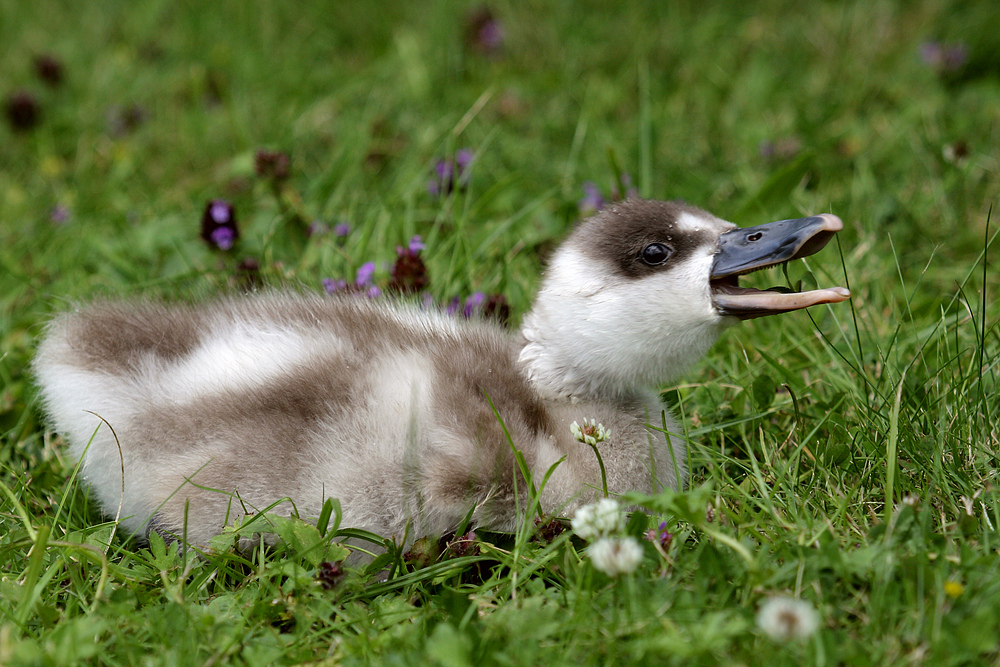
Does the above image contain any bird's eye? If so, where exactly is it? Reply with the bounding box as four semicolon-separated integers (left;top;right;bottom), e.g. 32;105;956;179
641;243;673;266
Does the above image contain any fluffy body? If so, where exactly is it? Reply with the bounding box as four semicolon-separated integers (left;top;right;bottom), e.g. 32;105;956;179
33;200;740;549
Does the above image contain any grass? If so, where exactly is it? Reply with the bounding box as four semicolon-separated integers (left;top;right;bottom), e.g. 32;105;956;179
2;0;999;664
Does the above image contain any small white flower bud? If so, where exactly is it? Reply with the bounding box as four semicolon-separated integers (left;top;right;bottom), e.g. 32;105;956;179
588;537;643;576
756;596;820;641
572;498;625;541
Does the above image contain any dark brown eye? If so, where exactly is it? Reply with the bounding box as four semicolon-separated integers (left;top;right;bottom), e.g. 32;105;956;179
641;243;673;266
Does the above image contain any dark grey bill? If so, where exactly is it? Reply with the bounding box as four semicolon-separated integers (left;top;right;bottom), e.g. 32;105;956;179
710;214;850;320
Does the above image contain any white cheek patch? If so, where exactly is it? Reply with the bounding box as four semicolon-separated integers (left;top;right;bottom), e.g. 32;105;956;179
519;231;731;398
542;248;608;298
597;252;716;334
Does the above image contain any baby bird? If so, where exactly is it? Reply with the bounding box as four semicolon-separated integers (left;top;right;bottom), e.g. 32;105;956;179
33;199;849;549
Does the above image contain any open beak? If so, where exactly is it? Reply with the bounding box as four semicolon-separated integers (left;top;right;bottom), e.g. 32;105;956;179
710;214;850;320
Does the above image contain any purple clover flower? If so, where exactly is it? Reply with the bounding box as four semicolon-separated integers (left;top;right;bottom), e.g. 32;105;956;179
254;148;290;181
455;149;474;171
478;20;504;52
200;199;239;251
439;292;510;325
462;292;486;318
5;91;41;132
611;173;640;201
323;278;348;294
446;530;480;557
920;41;969;72
49;204;70;225
944;44;969;71
210;227;236;250
483;293;510;326
34;55;64;87
644;521;673;550
210;202;230;223
465;7;505;56
389;235;430;294
356;261;376;287
532;516;566;543
579;182;606;214
316;561;344;590
428;149;474;197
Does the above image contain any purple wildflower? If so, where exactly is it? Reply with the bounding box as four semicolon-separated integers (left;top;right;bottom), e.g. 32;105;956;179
34;55;64;87
446;531;480;558
455;149;474;171
210;227;236;250
579;182;606;214
920;42;943;67
645;521;673;550
356;261;376;287
316;561;344;590
323;278;348;294
445;296;462;315
479;20;504;52
49;205;70;225
389;236;430;294
533;516;566;544
611;173;640;201
482;293;511;326
334;221;352;237
5;91;40;132
428;150;474;196
428;162;452;197
921;41;969;72
254;148;291;181
463;292;487;318
944;44;969;71
200;199;239;251
465;7;504;56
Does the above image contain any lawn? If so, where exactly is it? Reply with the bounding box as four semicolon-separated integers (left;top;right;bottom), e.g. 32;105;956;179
2;0;999;664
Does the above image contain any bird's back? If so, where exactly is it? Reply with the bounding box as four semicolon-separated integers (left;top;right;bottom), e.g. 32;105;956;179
33;294;571;545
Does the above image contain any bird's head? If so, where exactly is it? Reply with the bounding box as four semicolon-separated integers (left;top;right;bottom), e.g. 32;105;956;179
519;199;849;399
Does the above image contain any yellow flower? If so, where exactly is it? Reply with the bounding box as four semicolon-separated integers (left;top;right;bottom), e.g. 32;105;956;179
944;581;964;598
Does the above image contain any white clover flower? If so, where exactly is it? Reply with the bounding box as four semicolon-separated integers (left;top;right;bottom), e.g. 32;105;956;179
571;498;625;541
588;537;644;577
756;596;820;641
570;419;609;446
